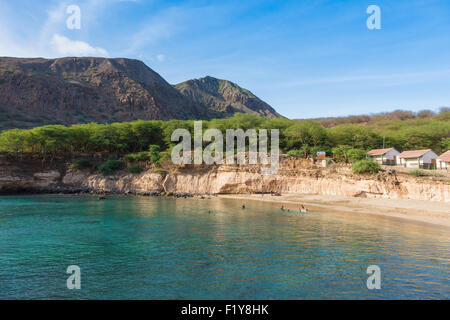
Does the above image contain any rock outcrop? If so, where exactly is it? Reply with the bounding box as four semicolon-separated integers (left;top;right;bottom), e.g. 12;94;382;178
175;76;281;118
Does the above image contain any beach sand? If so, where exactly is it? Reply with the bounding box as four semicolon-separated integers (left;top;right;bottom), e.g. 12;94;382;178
218;193;450;229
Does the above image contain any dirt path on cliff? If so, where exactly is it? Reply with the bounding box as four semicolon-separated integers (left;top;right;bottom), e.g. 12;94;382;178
217;193;450;229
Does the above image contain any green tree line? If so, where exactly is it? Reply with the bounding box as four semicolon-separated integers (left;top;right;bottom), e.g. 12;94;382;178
0;113;449;159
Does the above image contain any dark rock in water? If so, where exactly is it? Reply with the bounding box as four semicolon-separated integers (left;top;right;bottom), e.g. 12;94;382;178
172;192;194;198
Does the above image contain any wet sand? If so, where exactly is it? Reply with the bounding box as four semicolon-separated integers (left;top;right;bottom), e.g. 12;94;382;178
218;193;450;229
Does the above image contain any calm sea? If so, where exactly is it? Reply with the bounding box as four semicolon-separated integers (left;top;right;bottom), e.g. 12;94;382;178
0;195;448;299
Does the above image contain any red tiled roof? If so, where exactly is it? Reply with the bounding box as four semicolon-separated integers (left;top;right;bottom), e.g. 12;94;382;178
437;150;450;162
398;149;432;159
367;148;395;156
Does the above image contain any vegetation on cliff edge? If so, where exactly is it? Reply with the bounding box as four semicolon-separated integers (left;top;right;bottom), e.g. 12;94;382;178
0;112;448;163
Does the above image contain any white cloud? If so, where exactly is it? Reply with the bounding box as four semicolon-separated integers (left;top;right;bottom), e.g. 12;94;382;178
156;54;165;62
50;34;108;57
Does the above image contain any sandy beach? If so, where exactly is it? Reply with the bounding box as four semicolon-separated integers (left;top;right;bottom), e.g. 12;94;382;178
218;193;450;229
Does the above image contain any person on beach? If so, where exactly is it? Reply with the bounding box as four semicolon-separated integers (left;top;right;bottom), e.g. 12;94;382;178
242;205;246;209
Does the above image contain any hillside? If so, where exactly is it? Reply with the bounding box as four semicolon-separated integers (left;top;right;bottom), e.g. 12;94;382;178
175;76;280;118
302;108;450;128
0;57;279;130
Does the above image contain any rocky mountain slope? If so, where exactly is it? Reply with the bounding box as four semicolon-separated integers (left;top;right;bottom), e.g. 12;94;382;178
0;57;279;131
175;76;280;118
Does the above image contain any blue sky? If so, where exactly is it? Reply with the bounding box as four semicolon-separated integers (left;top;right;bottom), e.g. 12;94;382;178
1;0;449;118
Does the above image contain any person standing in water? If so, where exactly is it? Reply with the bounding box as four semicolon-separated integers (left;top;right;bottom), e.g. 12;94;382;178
300;205;308;213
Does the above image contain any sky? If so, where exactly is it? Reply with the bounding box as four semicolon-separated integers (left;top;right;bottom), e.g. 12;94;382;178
0;0;449;119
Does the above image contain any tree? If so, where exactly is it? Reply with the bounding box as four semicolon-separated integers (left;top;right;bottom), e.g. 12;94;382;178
331;145;353;163
0;129;29;155
347;149;367;163
416;109;434;119
284;120;328;150
131;120;164;151
329;124;381;150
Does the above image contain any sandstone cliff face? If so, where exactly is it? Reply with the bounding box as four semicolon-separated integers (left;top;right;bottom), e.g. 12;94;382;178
1;156;449;202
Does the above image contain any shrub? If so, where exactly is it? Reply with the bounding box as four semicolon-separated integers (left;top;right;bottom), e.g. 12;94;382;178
71;159;92;170
287;149;303;158
148;144;161;164
410;169;427;177
124;152;149;162
107;155;118;161
128;165;143;174
332;145;353;162
98;159;124;176
153;169;167;175
347;149;367;163
352;160;381;174
124;154;136;162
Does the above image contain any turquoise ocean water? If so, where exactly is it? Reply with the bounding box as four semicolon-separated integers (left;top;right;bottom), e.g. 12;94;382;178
0;195;448;299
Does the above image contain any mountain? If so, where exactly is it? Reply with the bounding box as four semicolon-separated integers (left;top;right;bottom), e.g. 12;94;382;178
175;76;280;118
0;57;280;131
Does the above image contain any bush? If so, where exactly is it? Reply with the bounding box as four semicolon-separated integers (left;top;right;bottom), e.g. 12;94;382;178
148;144;161;164
352;160;381;174
287;149;303;158
124;152;149;162
98;159;124;176
332;145;352;162
153;169;168;176
128;165;143;174
332;146;367;163
410;169;427;177
107;155;118;161
71;159;92;170
347;149;367;163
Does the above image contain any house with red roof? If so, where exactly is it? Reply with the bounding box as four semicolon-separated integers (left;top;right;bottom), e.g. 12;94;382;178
396;149;438;169
437;150;450;169
366;148;399;165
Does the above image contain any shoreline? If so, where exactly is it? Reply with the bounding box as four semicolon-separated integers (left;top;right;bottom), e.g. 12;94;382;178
4;189;449;229
218;193;450;229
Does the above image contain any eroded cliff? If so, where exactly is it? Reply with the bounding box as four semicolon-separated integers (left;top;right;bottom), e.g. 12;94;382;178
0;155;449;202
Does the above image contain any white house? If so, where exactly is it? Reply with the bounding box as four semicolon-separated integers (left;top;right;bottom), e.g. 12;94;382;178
367;148;399;165
437;150;450;169
396;149;438;169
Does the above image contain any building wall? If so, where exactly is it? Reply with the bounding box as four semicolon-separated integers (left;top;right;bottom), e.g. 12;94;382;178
386;149;400;160
397;151;438;168
422;151;438;164
405;158;420;168
437;160;449;169
370;149;399;165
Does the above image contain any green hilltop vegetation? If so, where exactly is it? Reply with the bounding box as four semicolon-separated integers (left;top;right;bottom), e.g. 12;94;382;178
0;110;449;166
